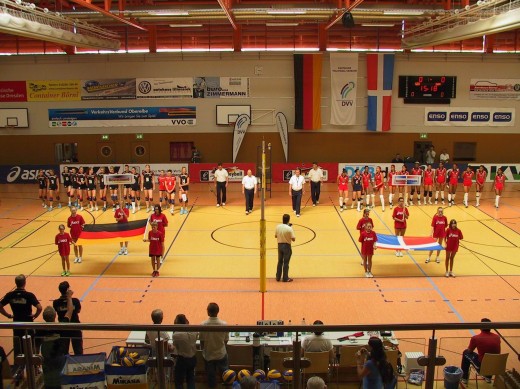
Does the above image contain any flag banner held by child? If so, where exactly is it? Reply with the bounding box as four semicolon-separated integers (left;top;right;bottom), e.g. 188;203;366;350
77;219;148;245
376;234;443;251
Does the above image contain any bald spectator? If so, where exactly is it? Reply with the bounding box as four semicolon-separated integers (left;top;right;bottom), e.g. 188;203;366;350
307;376;327;389
240;376;260;389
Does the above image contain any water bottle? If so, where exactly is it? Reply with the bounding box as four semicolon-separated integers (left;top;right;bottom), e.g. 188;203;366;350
301;317;307;335
287;320;292;337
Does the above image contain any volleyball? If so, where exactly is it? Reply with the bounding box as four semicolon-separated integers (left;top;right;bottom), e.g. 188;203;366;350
267;369;282;381
116;347;127;360
283;369;293;382
128;351;140;359
222;369;236;384
122;356;135;367
253;369;266;380
237;369;251;381
134;359;146;365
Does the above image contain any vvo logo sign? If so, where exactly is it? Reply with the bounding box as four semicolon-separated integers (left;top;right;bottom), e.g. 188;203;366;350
171;119;195;126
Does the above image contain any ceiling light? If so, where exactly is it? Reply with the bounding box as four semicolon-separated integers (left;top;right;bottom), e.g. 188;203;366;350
384;10;424;16
266;22;299;27
362;23;395;27
267;10;307;15
148;10;189;16
169;24;203;27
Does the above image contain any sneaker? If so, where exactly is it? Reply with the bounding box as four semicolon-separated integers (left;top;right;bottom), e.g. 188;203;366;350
79;206;83;211
48;206;53;212
73;257;79;263
42;203;46;208
61;271;67;276
395;251;399;257
435;200;438;205
77;257;82;263
436;257;440;263
160;256;164;264
425;258;430;263
445;272;450;277
423;200;427;205
343;205;347;210
95;206;98;211
217;204;220;207
340;207;344;212
368;272;374;278
449;202;452;207
449;271;455;277
442;200;445;205
382;206;385;212
123;248;128;255
58;203;62;208
170;209;174;215
428;200;432;204
146;207;151;213
317;201;320;204
312;204;316;207
156;271;160;277
222;203;226;206
152;271;156;277
390;203;393;209
365;272;370;278
296;214;300;217
118;248;125;255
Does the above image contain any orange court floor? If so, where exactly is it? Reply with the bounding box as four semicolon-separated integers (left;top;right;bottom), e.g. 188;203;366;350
0;182;519;376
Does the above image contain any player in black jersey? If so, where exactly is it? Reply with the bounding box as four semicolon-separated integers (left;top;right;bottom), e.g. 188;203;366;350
122;164;132;209
37;169;47;208
108;166;118;210
46;169;61;211
76;167;87;211
69;167;79;207
141;164;155;212
130;167;141;214
86;167;98;211
62;166;72;207
178;166;190;215
97;167;107;211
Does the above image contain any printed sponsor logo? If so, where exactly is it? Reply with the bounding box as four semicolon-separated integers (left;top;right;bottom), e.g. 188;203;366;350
427;112;447;121
471;112;490;122
449;112;468;121
493;112;512;122
200;170;210;182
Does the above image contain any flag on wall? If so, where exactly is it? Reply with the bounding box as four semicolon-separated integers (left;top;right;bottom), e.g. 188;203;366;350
366;54;395;132
294;54;322;130
76;219;148;245
375;234;443;251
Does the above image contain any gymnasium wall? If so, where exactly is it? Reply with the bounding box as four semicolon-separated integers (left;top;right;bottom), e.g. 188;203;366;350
0;52;519;164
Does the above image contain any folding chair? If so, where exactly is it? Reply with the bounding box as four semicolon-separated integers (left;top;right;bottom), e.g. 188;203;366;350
469;353;508;389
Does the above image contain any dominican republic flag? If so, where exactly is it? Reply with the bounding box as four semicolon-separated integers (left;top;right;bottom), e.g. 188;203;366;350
375;234;443;251
77;219;148;245
366;53;395;132
294;53;322;130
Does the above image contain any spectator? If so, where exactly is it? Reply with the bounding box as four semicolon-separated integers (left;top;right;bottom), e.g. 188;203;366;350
425;146;436;164
145;309;173;356
460;318;501;384
0;275;42;358
391;154;404;163
0;345;11;386
240;376;260;389
172;314;197;389
200;302;229;388
307;376;327;389
53;281;83;355
302;320;335;363
357;337;395;389
440;149;450;164
191;147;201;163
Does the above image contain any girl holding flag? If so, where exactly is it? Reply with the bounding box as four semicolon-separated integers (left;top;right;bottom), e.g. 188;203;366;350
426;207;447;264
445;219;463;277
392;197;409;257
359;222;377;278
143;221;164;277
115;200;130;255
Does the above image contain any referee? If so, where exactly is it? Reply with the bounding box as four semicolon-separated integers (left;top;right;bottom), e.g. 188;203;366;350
288;168;305;217
308;162;324;206
275;214;296;282
214;162;229;207
241;169;257;215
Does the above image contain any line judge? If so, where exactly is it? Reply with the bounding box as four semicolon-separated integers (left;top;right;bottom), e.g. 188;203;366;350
241;169;257;215
289;168;305;217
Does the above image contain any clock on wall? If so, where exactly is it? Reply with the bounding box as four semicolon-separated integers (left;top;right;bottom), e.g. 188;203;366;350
398;76;457;104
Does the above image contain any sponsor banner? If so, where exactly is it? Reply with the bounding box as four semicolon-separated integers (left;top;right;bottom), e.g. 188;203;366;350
330;53;358;125
0;81;27;102
467;163;520;183
232;114;251;163
48;107;196;127
59;164;186;183
188;163;255;183
425;107;515;126
272;163;337;183
136;78;193;99
193;77;250;98
470;79;520;100
0;165;59;184
26;80;81;101
81;79;136;100
275;112;289;162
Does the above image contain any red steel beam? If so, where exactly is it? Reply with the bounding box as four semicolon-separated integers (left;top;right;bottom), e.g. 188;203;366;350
68;0;147;31
324;0;364;30
217;0;237;30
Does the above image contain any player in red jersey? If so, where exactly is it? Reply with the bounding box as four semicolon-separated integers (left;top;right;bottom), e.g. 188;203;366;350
150;204;168;264
359;223;377;278
392;197;409;257
67;206;85;264
426;207;447;264
372;166;386;211
362;166;372;208
447;163;460;207
37;169;47;208
423;164;434;205
409;162;423;206
387;165;397;209
130;167;141;214
55;224;74;276
164;170;177;215
157;170;167;210
143;221;164;277
462;166;475;208
475;165;487;207
115;200;130;255
445;219;463;277
337;169;349;212
357;208;374;267
494;168;506;208
398;165;409;206
434;162;447;205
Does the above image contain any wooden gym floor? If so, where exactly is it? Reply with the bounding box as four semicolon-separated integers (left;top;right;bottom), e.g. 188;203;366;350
0;182;519;378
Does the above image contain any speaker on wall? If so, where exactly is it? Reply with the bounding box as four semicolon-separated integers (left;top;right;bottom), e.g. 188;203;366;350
342;12;355;28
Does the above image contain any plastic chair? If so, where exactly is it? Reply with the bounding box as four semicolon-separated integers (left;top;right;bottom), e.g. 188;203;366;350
303;351;331;383
227;344;254;372
270;351;293;372
335;345;363;387
469;353;509;388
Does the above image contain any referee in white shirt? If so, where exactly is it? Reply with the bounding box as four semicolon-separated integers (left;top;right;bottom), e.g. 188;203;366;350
288;168;305;217
213;162;229;207
275;213;296;282
308;162;324;206
241;169;257;215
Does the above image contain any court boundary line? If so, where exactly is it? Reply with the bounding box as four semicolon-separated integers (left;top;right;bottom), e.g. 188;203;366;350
162;196;199;262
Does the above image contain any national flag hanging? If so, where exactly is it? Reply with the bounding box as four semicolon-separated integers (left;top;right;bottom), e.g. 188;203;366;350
76;219;148;245
366;53;395;132
294;53;322;130
375;234;444;251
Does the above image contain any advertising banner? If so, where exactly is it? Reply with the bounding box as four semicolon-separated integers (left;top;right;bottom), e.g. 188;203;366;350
330;53;358;125
0;165;59;184
232;114;251;163
0;81;27;102
424;107;515;126
26;80;81;101
80;79;136;100
272;163;338;183
48;106;196;127
469;79;520;100
193;77;250;98
188;163;255;183
136;78;193;99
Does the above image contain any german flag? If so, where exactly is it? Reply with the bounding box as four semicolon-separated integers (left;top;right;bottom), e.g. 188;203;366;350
294;53;322;130
76;219;148;246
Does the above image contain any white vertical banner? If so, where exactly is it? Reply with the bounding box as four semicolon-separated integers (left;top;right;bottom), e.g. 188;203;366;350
232;114;251;163
330;53;358;125
275;112;289;162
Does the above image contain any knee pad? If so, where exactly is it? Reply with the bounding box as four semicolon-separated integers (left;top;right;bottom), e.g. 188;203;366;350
411;189;415;195
87;196;91;202
48;197;53;202
56;195;60;201
130;196;135;202
149;198;153;202
429;191;433;197
93;197;97;201
145;197;149;201
102;196;107;201
123;195;127;200
137;197;141;201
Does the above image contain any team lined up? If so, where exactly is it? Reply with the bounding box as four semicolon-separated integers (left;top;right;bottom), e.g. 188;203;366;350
37;165;191;215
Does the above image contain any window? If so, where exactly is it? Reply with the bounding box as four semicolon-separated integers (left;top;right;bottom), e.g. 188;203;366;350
170;142;194;162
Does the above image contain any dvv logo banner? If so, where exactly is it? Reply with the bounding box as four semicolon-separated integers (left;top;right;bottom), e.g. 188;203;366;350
330;53;358;126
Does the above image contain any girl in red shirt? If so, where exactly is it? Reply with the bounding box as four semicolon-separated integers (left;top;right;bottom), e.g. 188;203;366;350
475;165;487;207
427;207;447;264
423;164;434;205
150;205;169;264
494;168;506;208
115;200;130;255
445;219;463;277
359;223;377;278
362;166;372;208
387;164;396;209
447;163;460;207
143;221;164;277
55;224;74;276
462;166;474;208
337;169;349;212
372;166;385;211
435;162;447;205
392;197;409;257
409;162;423;206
